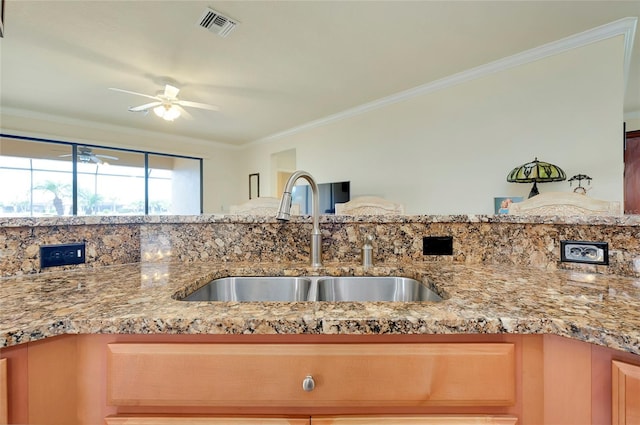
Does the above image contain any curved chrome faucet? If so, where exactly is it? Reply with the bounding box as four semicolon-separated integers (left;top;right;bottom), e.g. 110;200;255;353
276;170;322;268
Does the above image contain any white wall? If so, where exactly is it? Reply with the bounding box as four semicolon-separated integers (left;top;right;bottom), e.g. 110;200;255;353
243;36;625;215
1;35;626;215
627;117;640;131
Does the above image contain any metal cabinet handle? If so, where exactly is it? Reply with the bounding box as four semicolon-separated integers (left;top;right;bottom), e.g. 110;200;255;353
302;375;315;392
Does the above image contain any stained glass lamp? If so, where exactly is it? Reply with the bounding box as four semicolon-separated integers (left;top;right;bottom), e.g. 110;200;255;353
507;157;566;198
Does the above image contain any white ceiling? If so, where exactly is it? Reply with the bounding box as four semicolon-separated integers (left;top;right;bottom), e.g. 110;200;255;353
1;1;639;147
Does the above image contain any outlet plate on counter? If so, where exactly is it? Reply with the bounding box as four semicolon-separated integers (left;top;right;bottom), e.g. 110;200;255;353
423;236;453;255
560;240;608;265
40;242;86;268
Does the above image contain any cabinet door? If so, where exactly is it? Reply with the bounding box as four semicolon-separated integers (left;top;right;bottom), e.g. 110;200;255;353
107;343;515;408
0;359;6;425
311;416;517;424
612;360;640;424
105;418;309;425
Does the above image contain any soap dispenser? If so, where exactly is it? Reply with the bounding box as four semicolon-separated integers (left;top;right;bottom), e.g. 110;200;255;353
362;235;374;269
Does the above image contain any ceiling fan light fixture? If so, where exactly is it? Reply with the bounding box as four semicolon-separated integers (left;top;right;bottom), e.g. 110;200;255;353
163;106;181;121
154;104;180;121
153;105;166;117
112;85;216;120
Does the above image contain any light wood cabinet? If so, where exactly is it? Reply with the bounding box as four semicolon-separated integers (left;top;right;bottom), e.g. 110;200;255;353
0;358;7;425
104;416;518;425
107;343;515;408
612;360;640;424
311;416;517;425
6;333;640;424
104;417;309;425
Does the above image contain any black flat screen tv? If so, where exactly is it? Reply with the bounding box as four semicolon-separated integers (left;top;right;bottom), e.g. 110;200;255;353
291;181;350;214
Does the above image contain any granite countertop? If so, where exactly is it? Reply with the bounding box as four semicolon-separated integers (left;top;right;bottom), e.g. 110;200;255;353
1;261;639;355
2;212;639;227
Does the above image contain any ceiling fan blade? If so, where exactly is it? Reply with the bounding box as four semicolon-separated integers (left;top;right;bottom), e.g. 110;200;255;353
174;105;193;120
176;100;220;111
109;87;160;101
128;101;162;112
164;84;180;100
96;154;119;160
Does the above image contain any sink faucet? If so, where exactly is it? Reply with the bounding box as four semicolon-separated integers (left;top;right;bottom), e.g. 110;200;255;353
276;170;322;268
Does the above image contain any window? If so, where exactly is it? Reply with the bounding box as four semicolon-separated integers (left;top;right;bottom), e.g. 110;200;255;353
0;135;203;216
148;154;201;215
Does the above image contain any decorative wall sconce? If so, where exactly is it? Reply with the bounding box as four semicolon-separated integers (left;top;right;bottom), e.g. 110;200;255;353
568;174;592;194
507;157;566;198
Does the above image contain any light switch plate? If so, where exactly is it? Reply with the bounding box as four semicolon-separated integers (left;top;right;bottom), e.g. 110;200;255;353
560;240;608;265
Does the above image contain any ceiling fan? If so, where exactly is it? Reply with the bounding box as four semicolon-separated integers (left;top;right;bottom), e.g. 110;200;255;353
109;84;219;121
59;147;118;165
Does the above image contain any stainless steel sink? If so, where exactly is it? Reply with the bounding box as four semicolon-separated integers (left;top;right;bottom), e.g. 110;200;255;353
180;275;442;302
181;276;312;302
316;276;443;302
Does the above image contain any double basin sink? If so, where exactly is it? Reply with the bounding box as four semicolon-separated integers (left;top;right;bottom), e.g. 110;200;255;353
181;276;443;302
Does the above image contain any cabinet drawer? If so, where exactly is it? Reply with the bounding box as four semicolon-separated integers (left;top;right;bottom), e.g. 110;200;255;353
105;417;309;425
107;343;515;408
312;416;518;425
103;416;515;425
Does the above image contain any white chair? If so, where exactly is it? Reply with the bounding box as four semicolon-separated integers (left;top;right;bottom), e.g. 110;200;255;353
507;192;621;216
229;197;300;216
335;196;405;216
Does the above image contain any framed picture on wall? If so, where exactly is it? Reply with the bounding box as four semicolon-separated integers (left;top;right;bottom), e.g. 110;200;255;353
494;197;523;214
249;173;260;199
0;0;5;38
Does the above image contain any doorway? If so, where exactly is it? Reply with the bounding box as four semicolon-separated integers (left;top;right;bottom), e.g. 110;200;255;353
624;129;640;214
271;149;296;197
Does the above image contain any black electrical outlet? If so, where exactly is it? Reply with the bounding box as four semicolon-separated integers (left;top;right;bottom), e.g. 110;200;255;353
40;242;86;268
423;236;453;255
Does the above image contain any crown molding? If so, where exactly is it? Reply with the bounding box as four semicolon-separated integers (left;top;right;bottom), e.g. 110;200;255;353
621;17;638;91
248;17;638;148
0;106;242;151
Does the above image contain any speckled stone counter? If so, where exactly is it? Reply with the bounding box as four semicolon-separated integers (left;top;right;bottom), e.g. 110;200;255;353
3;214;640;278
1;261;639;356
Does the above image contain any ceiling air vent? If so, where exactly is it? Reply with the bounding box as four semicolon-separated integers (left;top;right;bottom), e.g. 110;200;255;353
198;8;238;38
